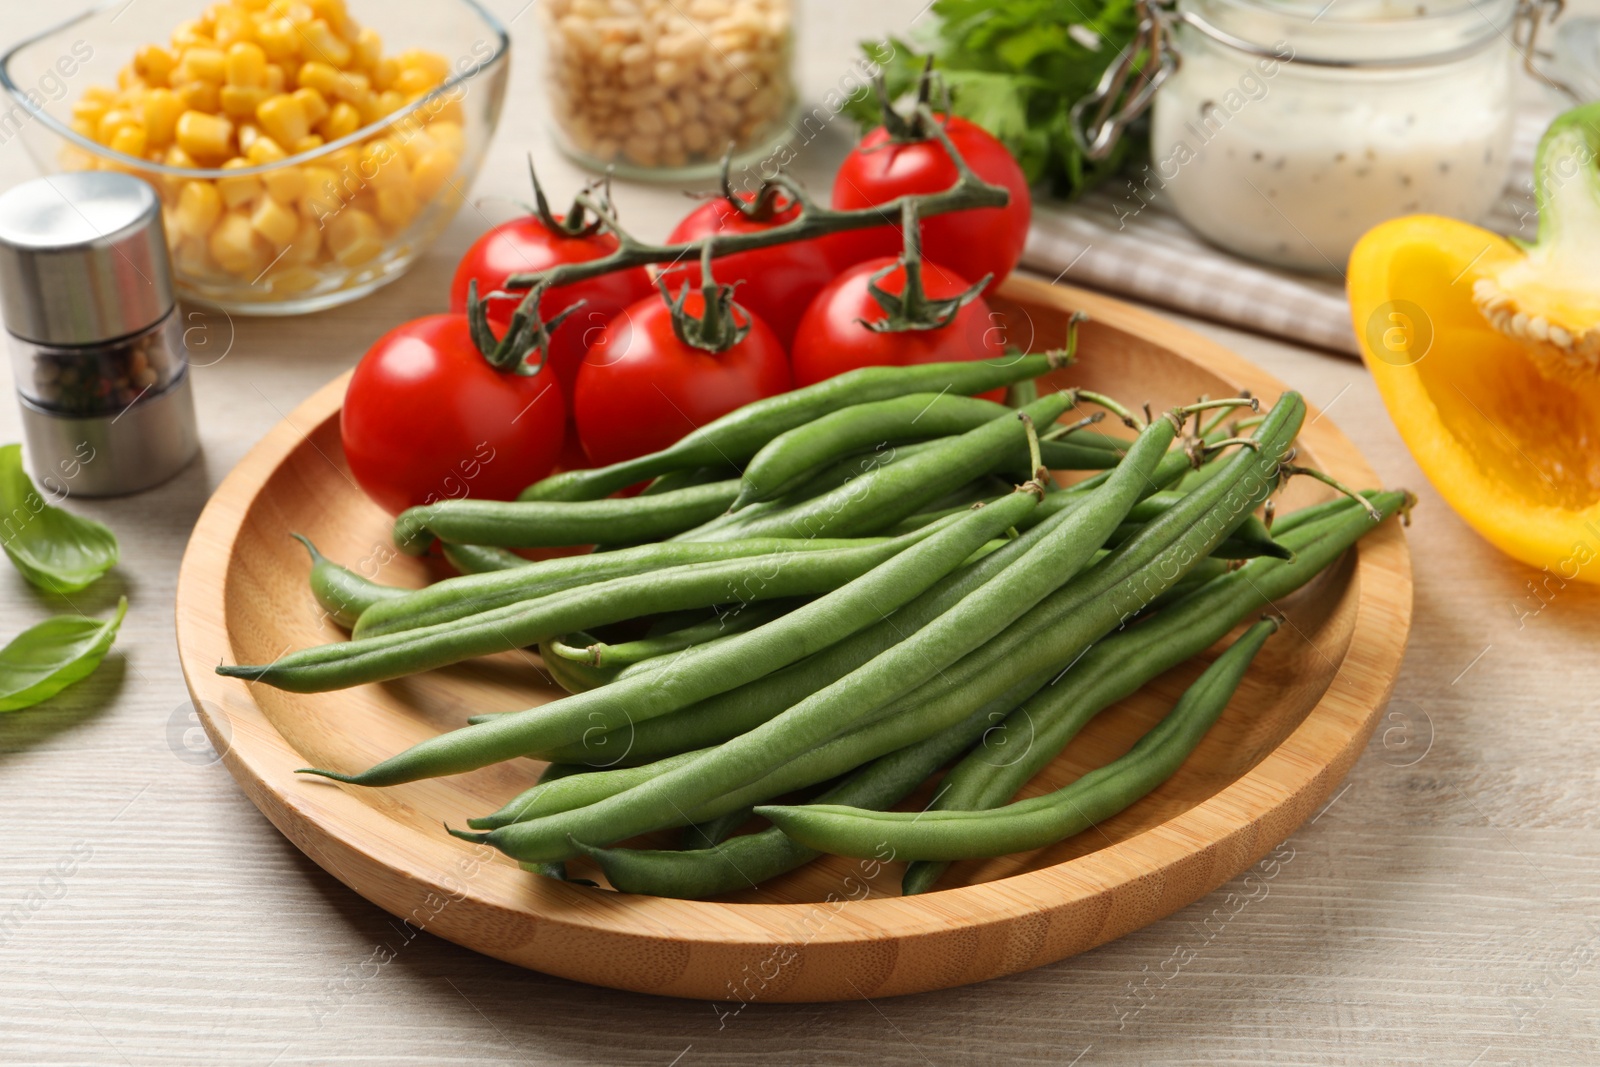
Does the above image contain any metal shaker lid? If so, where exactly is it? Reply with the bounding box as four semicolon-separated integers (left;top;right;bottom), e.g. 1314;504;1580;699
0;172;175;347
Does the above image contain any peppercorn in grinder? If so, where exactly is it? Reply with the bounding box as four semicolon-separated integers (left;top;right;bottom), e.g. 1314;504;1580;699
0;171;200;496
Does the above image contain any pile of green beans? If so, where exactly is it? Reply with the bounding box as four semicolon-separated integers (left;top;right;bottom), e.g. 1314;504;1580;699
220;351;1405;899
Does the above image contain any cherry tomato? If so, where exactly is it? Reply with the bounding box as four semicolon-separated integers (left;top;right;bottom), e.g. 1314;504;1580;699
789;256;1006;401
830;115;1031;293
342;314;566;515
574;292;791;467
661;193;834;348
449;216;654;393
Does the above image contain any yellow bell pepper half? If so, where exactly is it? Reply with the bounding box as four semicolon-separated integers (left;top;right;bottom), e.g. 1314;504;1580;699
1349;103;1600;583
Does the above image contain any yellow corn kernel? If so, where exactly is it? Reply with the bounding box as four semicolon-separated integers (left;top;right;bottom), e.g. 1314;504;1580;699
225;42;268;87
173;236;215;277
109;124;148;158
179;47;227;84
353;27;381;69
296;61;338;97
134;44;179;87
250;195;299;247
408;147;456;200
246;135;287;165
175;180;223;238
165;144;198;168
318;100;360;141
116;66;144;92
176;110;234;161
221;85;271;119
291;134;324;154
397;49;449;81
95;108;140;145
376;90;404;118
425;121;464;157
291;86;328;126
82;85;117;105
374;184;417;230
255;17;298;62
351;91;381;126
216;159;262;210
69;118;96;140
170;20;211;50
296;19;351;68
397;129;436;166
359;138;407;189
262;164;305;204
212;7;253;48
326;145;360;172
255;92;309;147
423;95;465;127
140;89;183;149
176;80;221;113
393;67;440;97
71;98;109;126
297;166;340;218
209;212;270;276
325;207;382;267
369;57;398;93
237;122;262;153
264;63;286;93
282;213;322;264
308;0;348;23
268;264;322;292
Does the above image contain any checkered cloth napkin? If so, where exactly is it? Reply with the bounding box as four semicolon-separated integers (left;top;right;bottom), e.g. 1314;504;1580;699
1021;108;1556;357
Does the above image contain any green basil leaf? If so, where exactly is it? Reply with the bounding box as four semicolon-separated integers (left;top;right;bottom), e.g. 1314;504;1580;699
0;444;119;594
0;596;127;712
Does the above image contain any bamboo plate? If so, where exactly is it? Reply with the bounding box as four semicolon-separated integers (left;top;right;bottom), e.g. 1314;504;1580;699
175;275;1412;1002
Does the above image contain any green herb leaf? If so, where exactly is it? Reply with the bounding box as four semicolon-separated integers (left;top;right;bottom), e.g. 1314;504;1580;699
0;444;119;594
0;597;126;712
849;0;1145;197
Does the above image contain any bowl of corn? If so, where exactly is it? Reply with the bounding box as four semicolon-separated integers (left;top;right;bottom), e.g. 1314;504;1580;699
0;0;509;315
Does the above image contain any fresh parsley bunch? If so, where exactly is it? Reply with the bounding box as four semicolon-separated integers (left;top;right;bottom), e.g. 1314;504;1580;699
846;0;1146;198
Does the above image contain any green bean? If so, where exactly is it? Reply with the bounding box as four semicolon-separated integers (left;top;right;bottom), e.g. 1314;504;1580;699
583;491;1403;898
353;534;892;639
291;535;409;630
759;616;1280;861
291;476;1049;776
898;489;1407;893
222;526;948;693
678;807;754;850
537;633;618;693
391;478;740;556
671;392;1074;542
441;543;529;574
470;746;713;829
1267;488;1393;535
572;692;1030;899
733;393;1011;509
531;519;1096;765
548;601;789;669
519;351;1075;502
461;396;1209;863
640;465;740;495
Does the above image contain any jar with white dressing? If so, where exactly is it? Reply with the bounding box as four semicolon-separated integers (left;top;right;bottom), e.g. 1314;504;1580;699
1142;0;1526;272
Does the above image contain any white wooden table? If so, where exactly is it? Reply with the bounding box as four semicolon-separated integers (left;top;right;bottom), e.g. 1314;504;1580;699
3;3;1599;1064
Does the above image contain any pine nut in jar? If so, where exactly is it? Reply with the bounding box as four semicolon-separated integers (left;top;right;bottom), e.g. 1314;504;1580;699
1143;0;1528;273
539;0;797;180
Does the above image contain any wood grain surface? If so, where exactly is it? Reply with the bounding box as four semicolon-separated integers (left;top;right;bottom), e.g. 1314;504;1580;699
4;0;1600;1062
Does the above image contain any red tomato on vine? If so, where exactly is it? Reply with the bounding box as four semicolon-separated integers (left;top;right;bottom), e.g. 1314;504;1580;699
342;314;566;515
790;253;1006;401
574;260;791;467
661;191;835;349
449;170;653;393
831;108;1031;293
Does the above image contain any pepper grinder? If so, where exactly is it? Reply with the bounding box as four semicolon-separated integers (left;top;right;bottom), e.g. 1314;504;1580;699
0;171;199;496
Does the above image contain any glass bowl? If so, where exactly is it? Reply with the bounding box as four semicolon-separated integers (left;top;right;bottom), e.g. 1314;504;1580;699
0;0;509;315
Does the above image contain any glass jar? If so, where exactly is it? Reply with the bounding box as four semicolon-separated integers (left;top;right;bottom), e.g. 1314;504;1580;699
1147;0;1522;272
538;0;797;181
